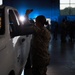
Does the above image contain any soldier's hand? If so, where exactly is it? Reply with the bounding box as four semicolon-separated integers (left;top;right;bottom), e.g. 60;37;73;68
26;9;33;15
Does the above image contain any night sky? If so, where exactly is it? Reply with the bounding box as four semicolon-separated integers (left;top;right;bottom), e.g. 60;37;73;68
3;0;59;21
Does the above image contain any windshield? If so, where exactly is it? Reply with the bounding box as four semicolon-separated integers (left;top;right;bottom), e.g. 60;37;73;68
0;8;5;35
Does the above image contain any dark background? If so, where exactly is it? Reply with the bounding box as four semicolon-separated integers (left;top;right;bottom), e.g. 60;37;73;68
3;0;59;21
3;0;75;23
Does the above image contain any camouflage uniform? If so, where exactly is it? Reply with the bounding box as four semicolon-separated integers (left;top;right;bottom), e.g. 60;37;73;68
31;26;51;75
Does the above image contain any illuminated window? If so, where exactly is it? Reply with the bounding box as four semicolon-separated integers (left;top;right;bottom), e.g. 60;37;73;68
0;0;3;5
60;0;75;15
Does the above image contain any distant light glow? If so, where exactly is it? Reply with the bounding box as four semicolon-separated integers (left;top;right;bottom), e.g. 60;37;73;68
29;12;39;18
19;15;25;22
46;18;51;25
33;19;36;22
33;15;38;18
0;0;2;5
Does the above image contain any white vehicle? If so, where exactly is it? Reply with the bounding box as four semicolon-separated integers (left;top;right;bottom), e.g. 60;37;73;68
0;5;32;75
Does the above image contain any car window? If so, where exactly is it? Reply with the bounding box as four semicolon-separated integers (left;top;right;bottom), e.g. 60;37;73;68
14;10;21;26
9;10;19;37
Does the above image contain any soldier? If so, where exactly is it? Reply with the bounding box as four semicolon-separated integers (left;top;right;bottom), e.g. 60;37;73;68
30;15;51;75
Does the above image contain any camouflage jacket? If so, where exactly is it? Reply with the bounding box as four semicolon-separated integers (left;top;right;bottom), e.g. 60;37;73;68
31;26;51;66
